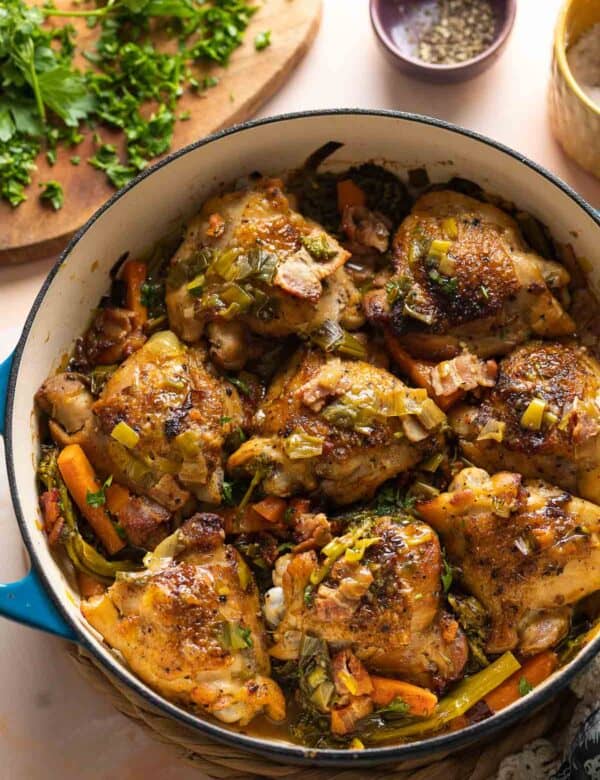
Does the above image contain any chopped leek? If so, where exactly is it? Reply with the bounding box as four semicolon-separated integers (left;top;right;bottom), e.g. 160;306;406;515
370;652;521;740
222;620;253;650
417;398;447;429
186;274;205;297
237;557;252;590
338;670;358;695
284;430;324;460
421;453;444;472
220;283;254;312
310;320;367;360
442;217;459;240
111;421;140;449
212;247;241;280
344;537;379;562
520;398;547;431
438;253;457;276
477;419;506;442
403;302;434;325
174;430;202;459
429;239;452;256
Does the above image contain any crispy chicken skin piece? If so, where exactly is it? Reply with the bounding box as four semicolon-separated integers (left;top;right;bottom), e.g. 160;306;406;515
36;331;243;509
82;514;285;726
165;178;363;353
450;341;600;504
227;349;447;505
418;468;600;656
268;515;468;692
364;191;575;360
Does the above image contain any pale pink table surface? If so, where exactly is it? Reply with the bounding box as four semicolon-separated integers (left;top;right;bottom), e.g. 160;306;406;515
1;1;599;777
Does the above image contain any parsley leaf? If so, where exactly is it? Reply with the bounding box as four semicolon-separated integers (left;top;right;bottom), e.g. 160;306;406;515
227;375;251;397
86;475;114;508
518;676;533;696
254;30;271;51
39;180;64;211
441;556;453;593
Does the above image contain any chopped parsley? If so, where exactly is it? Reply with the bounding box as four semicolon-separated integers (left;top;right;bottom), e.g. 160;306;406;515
254;30;271;51
428;267;458;296
303;584;314;607
378;697;409;715
441;556;453;593
0;0;259;206
227;375;251;397
518;676;534;696
39;180;64;211
86;475;113;508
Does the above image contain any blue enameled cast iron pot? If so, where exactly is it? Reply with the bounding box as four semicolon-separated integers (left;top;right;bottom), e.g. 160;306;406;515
1;111;599;768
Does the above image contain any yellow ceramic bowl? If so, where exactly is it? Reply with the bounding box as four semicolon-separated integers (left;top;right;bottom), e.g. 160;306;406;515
549;0;600;179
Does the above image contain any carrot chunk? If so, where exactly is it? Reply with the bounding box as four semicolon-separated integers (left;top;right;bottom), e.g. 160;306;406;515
57;444;125;555
252;496;287;524
384;329;463;411
370;676;438;718
122;260;148;325
484;651;558;713
105;482;130;516
337;179;366;213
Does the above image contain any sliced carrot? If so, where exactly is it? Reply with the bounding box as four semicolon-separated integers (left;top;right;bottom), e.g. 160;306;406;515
384;329;463;411
122;260;148;325
76;571;106;599
57;444;125;555
337;179;366;213
252;496;287;524
484;651;558;713
370;676;438;718
105;482;130;516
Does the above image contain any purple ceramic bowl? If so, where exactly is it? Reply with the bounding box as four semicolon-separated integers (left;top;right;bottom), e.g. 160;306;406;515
370;0;517;83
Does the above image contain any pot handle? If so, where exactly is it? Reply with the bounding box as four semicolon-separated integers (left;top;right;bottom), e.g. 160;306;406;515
0;351;78;641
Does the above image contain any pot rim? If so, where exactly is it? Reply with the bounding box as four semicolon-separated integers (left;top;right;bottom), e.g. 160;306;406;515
5;108;600;766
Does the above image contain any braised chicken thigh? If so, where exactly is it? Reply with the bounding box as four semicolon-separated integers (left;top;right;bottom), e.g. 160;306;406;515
82;513;285;725
450;341;600;504
36;331;243;509
227;349;447;504
268;513;467;691
166;178;363;367
418;468;600;656
364;191;575;360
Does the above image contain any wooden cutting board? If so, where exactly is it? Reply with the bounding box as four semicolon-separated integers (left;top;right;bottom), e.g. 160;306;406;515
0;0;322;265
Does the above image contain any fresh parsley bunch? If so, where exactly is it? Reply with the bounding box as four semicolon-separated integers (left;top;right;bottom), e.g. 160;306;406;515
0;0;262;209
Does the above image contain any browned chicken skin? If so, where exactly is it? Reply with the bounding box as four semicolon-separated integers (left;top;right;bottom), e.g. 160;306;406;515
450;341;600;504
418;468;600;656
364;191;574;360
268;514;468;692
165;178;364;362
227;349;447;505
82;513;285;726
36;331;243;510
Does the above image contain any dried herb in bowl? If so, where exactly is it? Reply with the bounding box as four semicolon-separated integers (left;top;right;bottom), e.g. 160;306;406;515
415;0;497;65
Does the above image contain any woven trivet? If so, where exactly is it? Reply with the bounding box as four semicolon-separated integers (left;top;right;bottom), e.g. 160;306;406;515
67;644;575;780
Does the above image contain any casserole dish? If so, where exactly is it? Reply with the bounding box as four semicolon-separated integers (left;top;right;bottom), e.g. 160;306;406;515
1;109;599;768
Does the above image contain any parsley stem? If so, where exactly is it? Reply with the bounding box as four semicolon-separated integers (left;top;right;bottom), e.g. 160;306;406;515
42;7;109;17
25;47;46;123
43;0;116;18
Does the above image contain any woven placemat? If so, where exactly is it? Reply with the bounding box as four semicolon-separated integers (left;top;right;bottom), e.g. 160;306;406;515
67;644;574;780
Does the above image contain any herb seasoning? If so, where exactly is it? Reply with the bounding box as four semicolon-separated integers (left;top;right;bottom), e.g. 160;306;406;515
416;0;497;65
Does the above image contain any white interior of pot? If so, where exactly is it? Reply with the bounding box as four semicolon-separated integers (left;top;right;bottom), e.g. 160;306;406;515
8;112;600;751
